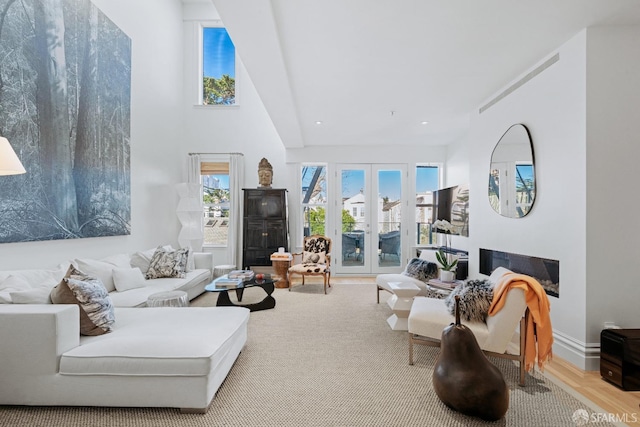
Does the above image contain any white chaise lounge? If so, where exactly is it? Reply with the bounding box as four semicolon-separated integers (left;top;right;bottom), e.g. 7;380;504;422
0;304;249;412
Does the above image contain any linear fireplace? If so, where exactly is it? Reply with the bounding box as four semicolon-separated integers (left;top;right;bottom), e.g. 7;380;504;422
479;248;559;298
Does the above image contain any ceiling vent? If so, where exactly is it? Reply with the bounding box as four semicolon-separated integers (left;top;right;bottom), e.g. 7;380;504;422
479;53;560;114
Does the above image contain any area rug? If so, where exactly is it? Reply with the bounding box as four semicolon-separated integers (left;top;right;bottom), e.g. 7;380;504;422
0;283;616;427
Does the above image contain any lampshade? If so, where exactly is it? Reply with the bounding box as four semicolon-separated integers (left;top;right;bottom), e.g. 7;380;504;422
0;137;26;175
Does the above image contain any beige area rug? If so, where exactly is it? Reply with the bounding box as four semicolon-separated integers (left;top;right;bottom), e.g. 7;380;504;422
1;283;616;427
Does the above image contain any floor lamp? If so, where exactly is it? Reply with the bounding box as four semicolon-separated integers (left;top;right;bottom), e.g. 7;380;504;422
0;137;26;176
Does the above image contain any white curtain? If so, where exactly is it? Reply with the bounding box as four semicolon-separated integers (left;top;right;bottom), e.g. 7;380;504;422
187;154;201;184
228;153;244;269
176;154;204;251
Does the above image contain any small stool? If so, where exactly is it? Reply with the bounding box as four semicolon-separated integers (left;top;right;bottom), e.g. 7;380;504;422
147;290;189;307
214;264;236;278
386;282;420;331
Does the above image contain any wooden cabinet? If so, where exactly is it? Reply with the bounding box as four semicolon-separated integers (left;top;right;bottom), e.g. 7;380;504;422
242;189;289;268
600;329;640;391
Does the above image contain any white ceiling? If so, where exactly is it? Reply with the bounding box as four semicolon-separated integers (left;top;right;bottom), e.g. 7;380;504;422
207;0;640;148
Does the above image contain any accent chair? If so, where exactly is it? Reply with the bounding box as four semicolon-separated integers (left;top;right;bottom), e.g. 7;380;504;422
288;235;332;294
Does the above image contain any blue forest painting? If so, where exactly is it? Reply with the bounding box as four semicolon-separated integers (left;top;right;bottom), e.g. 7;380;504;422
0;0;131;243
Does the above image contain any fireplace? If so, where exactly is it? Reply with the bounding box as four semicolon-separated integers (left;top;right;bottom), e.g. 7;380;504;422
479;249;559;298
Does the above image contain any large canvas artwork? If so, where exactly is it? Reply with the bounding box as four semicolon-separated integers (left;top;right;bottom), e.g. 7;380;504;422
0;0;131;243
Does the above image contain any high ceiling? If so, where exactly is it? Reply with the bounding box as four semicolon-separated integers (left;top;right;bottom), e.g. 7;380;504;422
208;0;640;148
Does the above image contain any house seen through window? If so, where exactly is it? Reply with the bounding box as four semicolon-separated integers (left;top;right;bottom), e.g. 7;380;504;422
201;161;230;246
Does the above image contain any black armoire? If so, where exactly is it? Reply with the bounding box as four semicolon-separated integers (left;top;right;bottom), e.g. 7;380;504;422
242;188;289;268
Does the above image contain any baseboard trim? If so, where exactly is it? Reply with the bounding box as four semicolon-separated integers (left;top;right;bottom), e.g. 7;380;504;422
510;330;601;371
553;330;601;371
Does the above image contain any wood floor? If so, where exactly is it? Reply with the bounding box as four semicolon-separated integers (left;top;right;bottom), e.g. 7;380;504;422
330;276;640;424
544;357;640;424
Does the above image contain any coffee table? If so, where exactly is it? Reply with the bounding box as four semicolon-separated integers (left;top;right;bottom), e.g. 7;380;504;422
205;275;276;312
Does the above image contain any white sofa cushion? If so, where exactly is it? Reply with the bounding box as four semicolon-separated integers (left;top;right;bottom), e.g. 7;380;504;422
0;275;31;303
0;268;66;303
112;268;146;292
409;296;491;345
0;268;65;287
60;306;250;377
10;286;53;304
108;269;211;308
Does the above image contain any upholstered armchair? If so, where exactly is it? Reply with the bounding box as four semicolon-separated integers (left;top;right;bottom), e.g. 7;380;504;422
288;235;332;294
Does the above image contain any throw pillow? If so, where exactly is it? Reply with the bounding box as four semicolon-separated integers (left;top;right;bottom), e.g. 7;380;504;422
130;245;173;274
0;274;31;291
0;274;50;304
74;258;118;293
50;265;115;336
145;246;190;279
402;258;438;282
302;251;326;265
444;279;494;322
112;267;146;292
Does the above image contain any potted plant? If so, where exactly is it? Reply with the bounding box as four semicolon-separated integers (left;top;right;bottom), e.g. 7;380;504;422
432;219;458;282
436;249;458;282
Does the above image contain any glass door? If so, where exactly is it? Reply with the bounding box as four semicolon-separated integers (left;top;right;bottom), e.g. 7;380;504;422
335;164;406;275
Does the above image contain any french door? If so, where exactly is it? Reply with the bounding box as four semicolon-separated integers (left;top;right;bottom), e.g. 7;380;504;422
334;164;406;275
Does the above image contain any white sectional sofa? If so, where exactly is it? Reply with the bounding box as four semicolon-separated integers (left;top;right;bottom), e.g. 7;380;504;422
0;304;249;412
0;248;250;412
0;248;214;307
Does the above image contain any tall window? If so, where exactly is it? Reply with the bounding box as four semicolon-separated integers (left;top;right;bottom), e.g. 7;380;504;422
202;27;236;105
415;165;440;245
201;161;230;246
301;164;327;236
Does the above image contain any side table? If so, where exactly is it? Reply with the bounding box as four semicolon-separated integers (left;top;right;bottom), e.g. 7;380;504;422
147;290;189;307
426;279;461;297
270;253;292;288
386;282;420;331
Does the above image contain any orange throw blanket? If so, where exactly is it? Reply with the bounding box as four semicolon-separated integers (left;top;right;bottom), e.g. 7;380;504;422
488;273;553;372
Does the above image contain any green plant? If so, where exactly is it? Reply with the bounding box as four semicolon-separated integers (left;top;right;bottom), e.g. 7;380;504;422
436;249;458;271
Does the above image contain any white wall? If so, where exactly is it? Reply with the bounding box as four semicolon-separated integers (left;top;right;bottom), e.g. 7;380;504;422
585;26;640;350
469;31;589;368
0;0;185;270
470;26;640;370
181;2;287;265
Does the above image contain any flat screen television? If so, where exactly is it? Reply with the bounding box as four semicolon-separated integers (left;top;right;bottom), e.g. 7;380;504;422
431;184;469;237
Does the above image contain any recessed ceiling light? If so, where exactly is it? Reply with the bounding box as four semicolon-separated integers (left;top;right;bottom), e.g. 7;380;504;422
315;121;323;125
421;121;429;125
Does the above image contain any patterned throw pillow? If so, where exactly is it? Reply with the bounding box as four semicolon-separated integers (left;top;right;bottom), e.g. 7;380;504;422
444;279;494;322
50;265;115;336
145;247;190;279
402;258;438;282
302;237;330;264
302;251;326;265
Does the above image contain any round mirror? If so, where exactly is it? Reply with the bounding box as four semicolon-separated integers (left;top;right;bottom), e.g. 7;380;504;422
488;124;535;218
